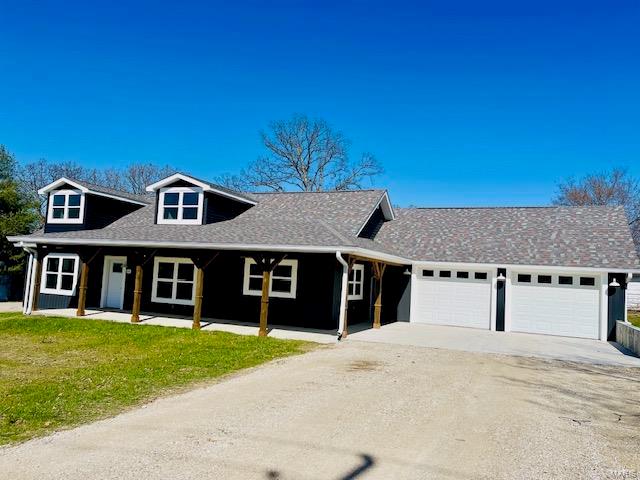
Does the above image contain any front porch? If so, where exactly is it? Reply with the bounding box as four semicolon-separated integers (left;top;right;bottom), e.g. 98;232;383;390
35;308;343;344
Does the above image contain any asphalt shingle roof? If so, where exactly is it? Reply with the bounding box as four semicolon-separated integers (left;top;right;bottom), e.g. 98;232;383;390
373;206;640;269
20;182;640;269
68;179;152;204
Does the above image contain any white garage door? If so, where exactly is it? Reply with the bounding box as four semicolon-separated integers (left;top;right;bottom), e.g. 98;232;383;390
412;268;492;329
510;272;600;339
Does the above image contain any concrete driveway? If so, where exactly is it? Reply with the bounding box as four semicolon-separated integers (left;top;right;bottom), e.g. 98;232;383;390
1;341;639;480
350;322;640;367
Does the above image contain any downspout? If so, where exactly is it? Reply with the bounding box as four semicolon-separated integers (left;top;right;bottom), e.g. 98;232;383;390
22;251;33;314
336;251;349;340
23;246;37;315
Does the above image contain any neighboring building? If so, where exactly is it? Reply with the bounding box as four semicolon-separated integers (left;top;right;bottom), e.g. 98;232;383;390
8;173;640;341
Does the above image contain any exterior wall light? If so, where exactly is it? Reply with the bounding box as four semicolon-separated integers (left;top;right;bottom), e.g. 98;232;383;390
609;278;620;287
496;273;506;281
403;268;412;275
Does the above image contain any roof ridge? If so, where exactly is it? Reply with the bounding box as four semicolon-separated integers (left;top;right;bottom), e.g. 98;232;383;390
398;205;620;211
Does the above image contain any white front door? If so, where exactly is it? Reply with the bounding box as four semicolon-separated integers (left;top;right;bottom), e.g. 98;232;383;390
102;256;126;309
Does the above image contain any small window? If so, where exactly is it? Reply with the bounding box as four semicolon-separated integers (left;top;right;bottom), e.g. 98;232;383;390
47;190;85;224
474;272;487;280
157;187;203;225
538;275;552;284
559;276;573;285
40;254;80;296
439;270;451;278
151;257;196;305
422;269;434;277
517;274;532;283
580;277;595;286
243;258;298;299
348;264;364;300
456;271;469;279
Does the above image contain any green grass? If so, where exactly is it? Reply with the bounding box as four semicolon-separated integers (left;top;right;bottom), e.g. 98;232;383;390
0;313;313;445
629;311;640;328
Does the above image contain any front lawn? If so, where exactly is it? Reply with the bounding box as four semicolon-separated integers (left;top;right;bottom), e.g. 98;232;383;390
0;313;312;445
629;311;640;328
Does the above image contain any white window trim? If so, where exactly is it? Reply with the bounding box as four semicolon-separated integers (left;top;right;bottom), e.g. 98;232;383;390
348;264;364;300
151;257;196;306
512;272;599;289
47;189;85;224
243;258;298;299
40;253;80;296
156;187;204;225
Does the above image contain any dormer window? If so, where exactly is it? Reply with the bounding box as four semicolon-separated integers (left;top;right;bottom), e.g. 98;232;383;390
157;187;204;225
47;189;85;224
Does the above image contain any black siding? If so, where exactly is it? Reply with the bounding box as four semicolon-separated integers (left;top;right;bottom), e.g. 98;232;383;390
358;206;386;239
607;273;627;341
496;268;506;331
204;192;253;223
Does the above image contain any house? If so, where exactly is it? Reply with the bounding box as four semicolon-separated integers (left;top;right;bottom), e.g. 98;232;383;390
8;173;640;341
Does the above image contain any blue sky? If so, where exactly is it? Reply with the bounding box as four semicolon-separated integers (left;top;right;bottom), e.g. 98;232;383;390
1;0;638;207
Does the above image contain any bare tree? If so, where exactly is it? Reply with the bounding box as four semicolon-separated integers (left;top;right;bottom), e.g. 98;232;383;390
553;168;640;248
221;115;383;192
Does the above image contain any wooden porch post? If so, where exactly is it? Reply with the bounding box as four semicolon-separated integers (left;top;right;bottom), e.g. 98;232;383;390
31;255;42;312
76;261;89;316
259;268;271;337
372;262;386;329
131;264;143;323
192;266;205;330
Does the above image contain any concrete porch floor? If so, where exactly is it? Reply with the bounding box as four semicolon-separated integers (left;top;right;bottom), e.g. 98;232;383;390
35;308;339;344
349;321;640;367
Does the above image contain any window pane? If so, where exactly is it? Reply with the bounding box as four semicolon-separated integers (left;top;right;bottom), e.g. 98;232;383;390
175;282;193;300
163;207;178;220
52;194;66;206
163;192;179;205
45;273;58;289
538;275;552;284
248;277;263;291
474;272;487;280
60;275;74;291
67;194;81;207
52;208;65;218
157;262;174;279
112;263;123;273
46;257;60;272
248;262;263;276
271;278;292;293
439;271;451;278
517;274;531;283
273;264;292;278
422;270;434;277
348;283;356;295
456;271;469;279
183;192;199;205
61;258;75;273
182;207;198;220
559;276;573;285
68;208;81;219
156;281;173;299
580;277;595;286
177;263;193;281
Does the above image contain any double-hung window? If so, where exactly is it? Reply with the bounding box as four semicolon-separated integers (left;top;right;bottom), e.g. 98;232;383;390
41;253;80;295
348;264;364;300
243;258;298;299
47;190;84;224
157;187;203;224
151;257;196;305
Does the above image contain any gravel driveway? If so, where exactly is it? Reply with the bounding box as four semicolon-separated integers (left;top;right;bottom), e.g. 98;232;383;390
1;341;639;480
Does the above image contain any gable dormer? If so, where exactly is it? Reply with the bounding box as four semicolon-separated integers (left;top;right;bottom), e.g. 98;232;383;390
357;191;394;239
145;173;256;225
39;178;149;233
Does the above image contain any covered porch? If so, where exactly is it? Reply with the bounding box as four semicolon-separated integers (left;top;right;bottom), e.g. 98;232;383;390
34;308;344;344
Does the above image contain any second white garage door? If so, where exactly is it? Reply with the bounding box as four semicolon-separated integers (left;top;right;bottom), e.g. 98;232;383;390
510;272;601;339
412;268;492;329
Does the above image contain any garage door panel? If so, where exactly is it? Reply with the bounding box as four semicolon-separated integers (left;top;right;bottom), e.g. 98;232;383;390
511;274;600;339
413;272;491;329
